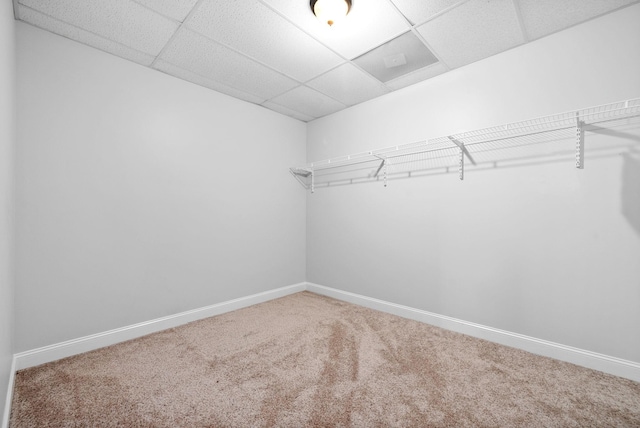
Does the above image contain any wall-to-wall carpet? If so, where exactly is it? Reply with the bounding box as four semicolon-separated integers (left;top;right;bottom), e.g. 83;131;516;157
10;292;640;426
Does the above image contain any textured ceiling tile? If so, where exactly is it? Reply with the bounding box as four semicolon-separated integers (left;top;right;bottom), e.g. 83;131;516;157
159;29;298;100
307;64;389;106
261;101;315;122
19;0;634;119
390;0;468;25
134;0;199;22
269;86;346;118
154;60;267;105
517;0;638;40
186;0;344;82
19;0;178;55
261;0;410;59
17;5;155;66
385;62;448;90
417;0;524;69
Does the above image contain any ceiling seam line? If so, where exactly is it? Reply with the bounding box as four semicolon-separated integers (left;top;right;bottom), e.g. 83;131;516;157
128;0;182;25
408;0;474;28
383;62;445;88
511;0;530;42
379;0;452;70
408;27;451;71
259;102;316;121
298;60;350;85
173;2;382;114
273;84;349;110
15;4;157;60
14;5;297;109
153;60;268;104
526;2;640;43
150;0;208;68
173;28;308;87
301;61;387;95
255;0;352;62
267;83;349;117
345;61;391;91
12;0;20;19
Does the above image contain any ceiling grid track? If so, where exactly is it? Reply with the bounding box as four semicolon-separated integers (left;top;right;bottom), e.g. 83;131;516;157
148;0;209;69
510;0;530;43
13;0;640;121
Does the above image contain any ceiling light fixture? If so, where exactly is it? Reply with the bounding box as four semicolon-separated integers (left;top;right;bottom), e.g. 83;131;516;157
310;0;352;27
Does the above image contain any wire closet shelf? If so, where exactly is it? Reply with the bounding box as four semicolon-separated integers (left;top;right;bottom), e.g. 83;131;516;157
290;98;640;192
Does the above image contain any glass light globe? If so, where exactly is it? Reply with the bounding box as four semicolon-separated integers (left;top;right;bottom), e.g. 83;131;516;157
313;0;350;26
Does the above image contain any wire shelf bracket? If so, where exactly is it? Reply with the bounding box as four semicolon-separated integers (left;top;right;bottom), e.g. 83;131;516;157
576;115;585;169
371;153;388;186
447;136;477;180
290;98;640;192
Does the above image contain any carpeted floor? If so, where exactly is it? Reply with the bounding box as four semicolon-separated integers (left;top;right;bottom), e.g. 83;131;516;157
10;291;640;427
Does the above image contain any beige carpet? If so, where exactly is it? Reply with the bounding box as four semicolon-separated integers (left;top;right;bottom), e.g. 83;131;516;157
10;291;640;427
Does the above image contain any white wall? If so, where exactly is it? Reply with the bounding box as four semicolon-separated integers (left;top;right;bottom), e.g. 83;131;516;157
0;0;15;421
307;5;640;363
15;23;306;352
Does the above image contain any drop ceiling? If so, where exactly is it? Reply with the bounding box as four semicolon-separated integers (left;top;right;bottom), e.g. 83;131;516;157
12;0;640;122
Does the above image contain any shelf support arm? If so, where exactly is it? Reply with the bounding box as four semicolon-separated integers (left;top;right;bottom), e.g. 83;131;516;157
372;154;388;187
290;168;312;190
373;159;385;178
448;137;477;166
448;137;476;180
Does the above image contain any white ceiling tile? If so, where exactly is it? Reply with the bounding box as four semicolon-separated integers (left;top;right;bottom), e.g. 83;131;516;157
17;5;155;66
417;0;524;69
385;62;448;90
517;0;638;40
261;0;410;59
390;0;468;25
133;0;199;22
307;64;389;106
154;60;267;105
186;0;344;82
18;0;178;55
269;86;346;118
261;101;315;122
18;0;633;117
159;29;299;100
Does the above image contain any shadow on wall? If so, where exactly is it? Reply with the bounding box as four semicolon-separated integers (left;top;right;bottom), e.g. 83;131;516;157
622;151;640;237
591;124;640;237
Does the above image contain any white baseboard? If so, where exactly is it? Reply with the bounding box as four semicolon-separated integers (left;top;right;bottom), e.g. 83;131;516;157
11;281;640;384
14;283;306;371
1;356;16;428
306;282;640;382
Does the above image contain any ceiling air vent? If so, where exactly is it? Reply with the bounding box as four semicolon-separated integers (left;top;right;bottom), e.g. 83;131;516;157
353;31;438;83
